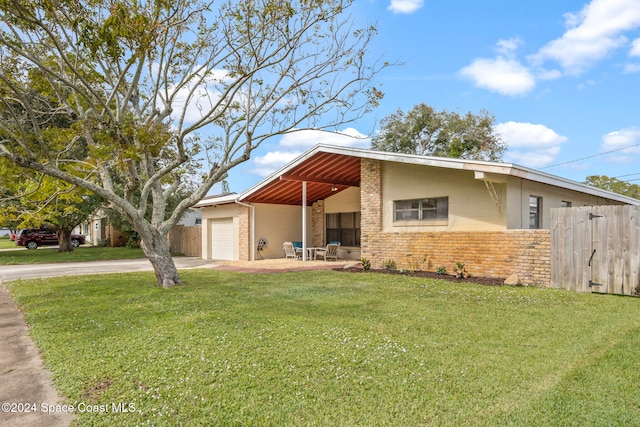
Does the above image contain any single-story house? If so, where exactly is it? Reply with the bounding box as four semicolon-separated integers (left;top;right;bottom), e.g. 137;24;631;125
194;144;639;284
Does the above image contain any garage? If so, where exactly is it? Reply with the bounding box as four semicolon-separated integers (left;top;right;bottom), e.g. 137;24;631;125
210;217;234;260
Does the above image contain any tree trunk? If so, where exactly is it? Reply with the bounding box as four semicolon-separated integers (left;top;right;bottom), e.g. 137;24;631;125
56;228;74;252
140;228;182;288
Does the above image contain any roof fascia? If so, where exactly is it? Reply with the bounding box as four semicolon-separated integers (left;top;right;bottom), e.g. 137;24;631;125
235;143;640;206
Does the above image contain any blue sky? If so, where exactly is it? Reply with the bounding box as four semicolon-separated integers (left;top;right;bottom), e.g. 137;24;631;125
222;0;640;193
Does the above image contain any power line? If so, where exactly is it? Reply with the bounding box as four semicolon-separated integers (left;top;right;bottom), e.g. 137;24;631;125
541;142;640;170
614;172;640;178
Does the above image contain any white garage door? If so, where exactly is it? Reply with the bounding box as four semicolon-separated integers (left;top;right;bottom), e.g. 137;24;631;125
210;218;234;260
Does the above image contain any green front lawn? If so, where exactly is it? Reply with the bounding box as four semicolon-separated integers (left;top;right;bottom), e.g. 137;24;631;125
8;270;640;426
0;246;147;265
0;235;16;249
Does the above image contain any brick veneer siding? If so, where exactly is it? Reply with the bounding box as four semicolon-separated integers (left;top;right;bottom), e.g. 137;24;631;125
360;158;383;259
238;205;250;261
360;158;551;286
311;200;325;247
364;230;550;286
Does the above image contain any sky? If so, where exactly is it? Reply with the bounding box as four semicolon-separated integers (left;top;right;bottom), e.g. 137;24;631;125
220;0;640;194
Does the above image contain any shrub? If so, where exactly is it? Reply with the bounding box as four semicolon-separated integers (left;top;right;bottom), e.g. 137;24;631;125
361;258;371;271
405;254;427;273
454;262;470;279
382;259;397;270
436;266;447;275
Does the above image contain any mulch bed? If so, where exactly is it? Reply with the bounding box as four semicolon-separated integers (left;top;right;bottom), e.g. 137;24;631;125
337;267;506;287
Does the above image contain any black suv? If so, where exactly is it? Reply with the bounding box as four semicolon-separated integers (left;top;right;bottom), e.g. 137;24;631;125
15;228;86;249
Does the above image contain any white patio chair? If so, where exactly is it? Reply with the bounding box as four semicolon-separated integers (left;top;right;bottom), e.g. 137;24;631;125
316;243;340;261
283;242;300;260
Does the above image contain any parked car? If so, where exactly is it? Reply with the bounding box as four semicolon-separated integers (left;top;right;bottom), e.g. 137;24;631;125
15;228;86;249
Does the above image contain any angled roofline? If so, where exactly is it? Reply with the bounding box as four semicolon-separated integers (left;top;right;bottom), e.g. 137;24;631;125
204;144;640;206
193;192;239;208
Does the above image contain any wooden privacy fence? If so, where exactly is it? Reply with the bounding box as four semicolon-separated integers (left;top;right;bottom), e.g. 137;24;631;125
551;205;640;296
168;225;202;257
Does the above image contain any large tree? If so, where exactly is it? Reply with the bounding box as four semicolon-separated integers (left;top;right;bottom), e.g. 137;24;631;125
371;103;505;161
0;0;386;287
584;175;640;199
0;160;103;252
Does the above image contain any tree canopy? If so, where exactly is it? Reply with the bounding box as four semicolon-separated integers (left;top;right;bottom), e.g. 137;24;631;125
0;160;102;251
371;104;505;161
584;175;640;200
0;0;387;287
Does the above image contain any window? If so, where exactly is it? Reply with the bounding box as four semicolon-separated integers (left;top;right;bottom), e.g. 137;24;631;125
326;212;360;246
529;196;542;229
561;201;572;208
394;197;448;222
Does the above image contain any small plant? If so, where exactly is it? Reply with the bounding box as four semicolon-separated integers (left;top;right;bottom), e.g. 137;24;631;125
405;254;427;273
361;258;371;271
382;259;397;270
97;238;110;247
436;266;447;275
454;262;470;279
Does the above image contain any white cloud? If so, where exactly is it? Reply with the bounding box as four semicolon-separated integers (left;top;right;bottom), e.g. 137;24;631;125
600;127;640;161
167;68;233;125
459;57;536;96
631;38;640;56
496;121;568;168
279;128;370;148
250;128;370;177
463;1;640;95
623;63;640;73
532;0;640;74
495;37;523;56
503;148;561;169
251;151;303;177
388;0;423;14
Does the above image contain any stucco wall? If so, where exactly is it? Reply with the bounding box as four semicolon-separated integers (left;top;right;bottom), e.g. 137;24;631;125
505;177;624;229
253;203;311;259
382;162;506;232
325;187;361;213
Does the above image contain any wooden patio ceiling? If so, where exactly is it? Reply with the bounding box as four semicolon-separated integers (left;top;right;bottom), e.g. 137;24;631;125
242;152;361;206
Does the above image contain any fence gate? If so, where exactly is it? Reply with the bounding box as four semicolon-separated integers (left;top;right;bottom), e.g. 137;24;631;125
551;205;640;296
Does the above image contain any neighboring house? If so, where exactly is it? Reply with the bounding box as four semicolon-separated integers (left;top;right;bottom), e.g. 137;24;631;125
194;144;639;285
178;207;202;226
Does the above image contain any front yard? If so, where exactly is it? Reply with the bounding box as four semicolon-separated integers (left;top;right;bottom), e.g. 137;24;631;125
0;246;148;265
7;269;640;426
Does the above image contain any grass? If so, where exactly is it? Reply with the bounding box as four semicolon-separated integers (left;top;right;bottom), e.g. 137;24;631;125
0;246;147;265
0;235;16;249
7;270;640;426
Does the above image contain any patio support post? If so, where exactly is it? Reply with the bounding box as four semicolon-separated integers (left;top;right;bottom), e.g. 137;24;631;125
302;181;307;260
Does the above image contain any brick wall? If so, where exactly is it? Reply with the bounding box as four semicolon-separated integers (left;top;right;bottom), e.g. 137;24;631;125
360;158;551;286
238;205;250;261
360;158;382;259
363;230;550;286
311;200;325;247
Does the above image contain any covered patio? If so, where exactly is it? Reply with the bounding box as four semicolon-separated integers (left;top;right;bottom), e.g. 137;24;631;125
196;146;364;262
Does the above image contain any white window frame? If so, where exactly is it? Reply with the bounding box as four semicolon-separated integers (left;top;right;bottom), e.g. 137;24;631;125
394;197;448;224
